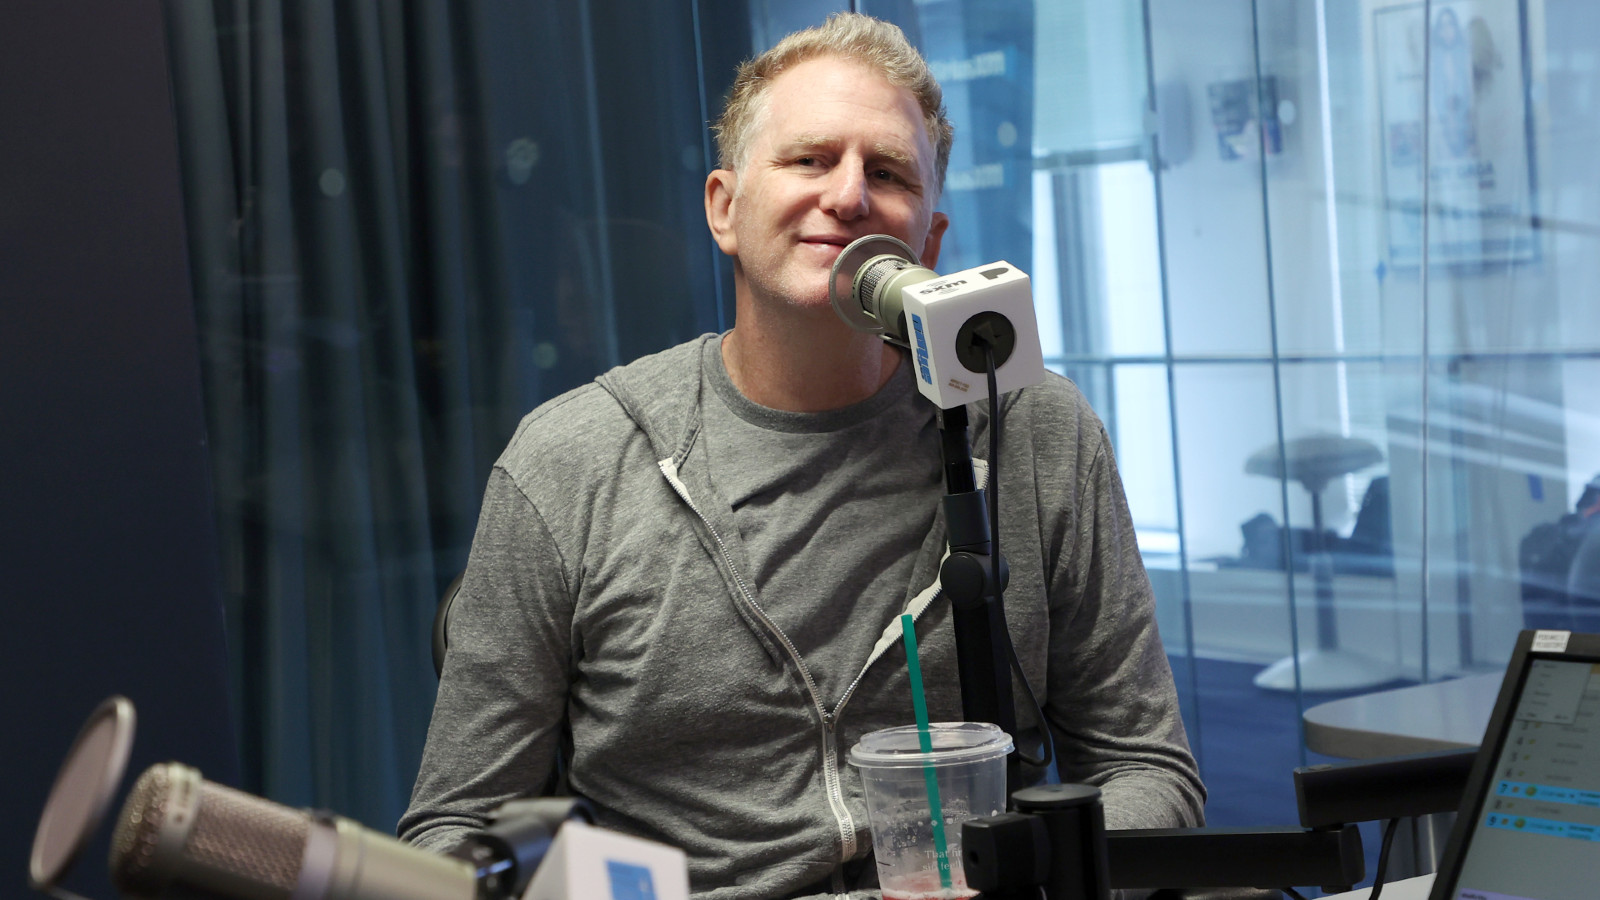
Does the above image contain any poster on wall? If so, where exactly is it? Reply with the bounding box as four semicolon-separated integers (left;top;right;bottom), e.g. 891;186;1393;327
1207;76;1284;161
1374;0;1537;267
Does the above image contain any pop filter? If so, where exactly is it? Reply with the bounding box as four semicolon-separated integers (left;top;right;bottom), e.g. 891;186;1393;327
30;695;136;897
828;234;921;335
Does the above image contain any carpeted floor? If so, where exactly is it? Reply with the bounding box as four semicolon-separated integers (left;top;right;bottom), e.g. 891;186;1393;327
1179;656;1420;894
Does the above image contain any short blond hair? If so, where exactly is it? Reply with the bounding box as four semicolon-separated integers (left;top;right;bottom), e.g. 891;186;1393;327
712;13;953;197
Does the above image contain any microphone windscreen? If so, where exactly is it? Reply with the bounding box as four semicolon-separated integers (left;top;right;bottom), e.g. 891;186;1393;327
855;255;907;312
111;762;310;899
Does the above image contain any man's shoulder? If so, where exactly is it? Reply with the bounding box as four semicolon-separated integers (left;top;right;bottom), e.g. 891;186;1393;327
496;334;715;475
1010;371;1103;435
995;372;1118;489
1022;369;1092;408
505;381;630;455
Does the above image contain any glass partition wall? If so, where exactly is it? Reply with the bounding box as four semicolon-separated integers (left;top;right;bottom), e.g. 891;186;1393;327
164;0;1600;854
866;0;1600;829
1056;0;1593;826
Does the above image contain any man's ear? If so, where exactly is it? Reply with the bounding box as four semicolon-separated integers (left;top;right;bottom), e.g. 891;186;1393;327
920;211;950;269
705;169;738;257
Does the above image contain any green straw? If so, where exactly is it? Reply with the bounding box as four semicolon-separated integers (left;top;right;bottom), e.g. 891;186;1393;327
900;613;953;891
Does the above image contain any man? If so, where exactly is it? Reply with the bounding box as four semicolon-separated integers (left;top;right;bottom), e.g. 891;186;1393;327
401;13;1203;898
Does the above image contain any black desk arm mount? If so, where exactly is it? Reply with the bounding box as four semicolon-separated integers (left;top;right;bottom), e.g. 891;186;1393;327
1294;747;1476;829
963;785;1366;900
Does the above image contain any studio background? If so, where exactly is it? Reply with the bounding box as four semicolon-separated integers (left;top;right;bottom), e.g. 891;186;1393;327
6;1;1598;897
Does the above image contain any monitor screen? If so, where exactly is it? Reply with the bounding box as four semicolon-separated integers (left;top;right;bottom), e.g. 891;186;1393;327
1439;649;1600;900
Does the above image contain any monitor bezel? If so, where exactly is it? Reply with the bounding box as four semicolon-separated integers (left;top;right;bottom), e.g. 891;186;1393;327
1428;628;1600;900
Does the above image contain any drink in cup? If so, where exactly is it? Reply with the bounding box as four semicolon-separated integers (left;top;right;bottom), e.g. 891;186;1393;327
849;722;1012;900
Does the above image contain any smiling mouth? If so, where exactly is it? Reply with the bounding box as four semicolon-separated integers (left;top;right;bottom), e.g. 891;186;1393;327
804;234;866;252
800;238;849;257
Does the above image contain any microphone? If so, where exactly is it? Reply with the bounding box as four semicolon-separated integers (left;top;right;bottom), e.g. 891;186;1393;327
109;762;479;900
39;698;684;900
828;234;1046;409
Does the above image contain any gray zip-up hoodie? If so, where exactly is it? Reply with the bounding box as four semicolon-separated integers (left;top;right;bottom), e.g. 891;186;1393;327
400;335;1203;898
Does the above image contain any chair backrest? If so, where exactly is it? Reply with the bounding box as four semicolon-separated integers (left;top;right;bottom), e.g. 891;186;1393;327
432;572;464;678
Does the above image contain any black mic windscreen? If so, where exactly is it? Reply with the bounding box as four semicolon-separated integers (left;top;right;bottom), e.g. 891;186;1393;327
112;762;309;898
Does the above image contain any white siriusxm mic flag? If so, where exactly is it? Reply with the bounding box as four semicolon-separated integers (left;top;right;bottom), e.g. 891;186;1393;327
521;820;689;900
896;262;1043;408
828;234;1046;409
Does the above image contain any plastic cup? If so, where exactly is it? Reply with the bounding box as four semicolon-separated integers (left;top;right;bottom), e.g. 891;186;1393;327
849;722;1013;900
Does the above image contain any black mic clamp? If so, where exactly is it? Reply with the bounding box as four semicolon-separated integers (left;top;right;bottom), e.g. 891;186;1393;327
964;784;1111;900
451;797;594;899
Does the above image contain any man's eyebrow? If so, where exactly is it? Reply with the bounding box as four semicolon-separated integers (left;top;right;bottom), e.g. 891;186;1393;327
871;144;916;169
783;134;835;152
778;135;919;170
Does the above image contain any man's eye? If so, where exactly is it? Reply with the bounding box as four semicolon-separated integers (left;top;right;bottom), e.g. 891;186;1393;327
795;157;818;167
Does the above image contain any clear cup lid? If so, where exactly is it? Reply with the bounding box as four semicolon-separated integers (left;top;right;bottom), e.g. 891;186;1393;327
848;722;1013;769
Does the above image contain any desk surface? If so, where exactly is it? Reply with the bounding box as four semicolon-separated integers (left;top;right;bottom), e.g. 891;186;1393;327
1302;673;1501;759
1324;873;1434;899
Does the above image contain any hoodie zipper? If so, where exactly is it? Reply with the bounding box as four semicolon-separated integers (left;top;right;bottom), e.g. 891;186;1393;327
834;457;989;722
658;458;859;865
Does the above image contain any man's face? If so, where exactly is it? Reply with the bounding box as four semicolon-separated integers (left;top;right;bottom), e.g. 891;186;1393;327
706;56;948;313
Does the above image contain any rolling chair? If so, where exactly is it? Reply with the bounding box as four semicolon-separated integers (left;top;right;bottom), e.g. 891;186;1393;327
431;572;463;678
1245;434;1396;692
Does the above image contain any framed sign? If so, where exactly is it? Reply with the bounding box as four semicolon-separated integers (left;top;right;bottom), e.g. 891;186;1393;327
1374;0;1537;267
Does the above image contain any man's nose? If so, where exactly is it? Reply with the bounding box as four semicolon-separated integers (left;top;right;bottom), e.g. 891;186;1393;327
821;166;870;220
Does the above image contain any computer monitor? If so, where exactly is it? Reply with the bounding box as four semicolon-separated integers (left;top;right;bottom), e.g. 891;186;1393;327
1430;629;1600;900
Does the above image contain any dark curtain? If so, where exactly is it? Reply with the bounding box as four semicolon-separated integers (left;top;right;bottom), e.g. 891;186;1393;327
163;0;730;829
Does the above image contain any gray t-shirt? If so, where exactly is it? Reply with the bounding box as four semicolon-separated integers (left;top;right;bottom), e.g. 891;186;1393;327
700;336;944;707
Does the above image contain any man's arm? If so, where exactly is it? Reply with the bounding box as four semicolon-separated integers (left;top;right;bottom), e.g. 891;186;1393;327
1042;418;1206;831
399;466;575;852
